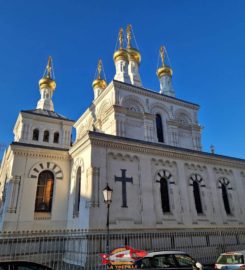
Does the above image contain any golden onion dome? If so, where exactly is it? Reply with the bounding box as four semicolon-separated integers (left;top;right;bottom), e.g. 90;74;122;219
39;76;56;91
92;59;107;91
39;56;56;91
92;78;107;90
113;48;128;63
157;46;173;78
127;47;141;64
156;65;173;78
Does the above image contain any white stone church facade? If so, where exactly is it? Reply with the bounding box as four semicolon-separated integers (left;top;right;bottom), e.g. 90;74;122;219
0;26;244;233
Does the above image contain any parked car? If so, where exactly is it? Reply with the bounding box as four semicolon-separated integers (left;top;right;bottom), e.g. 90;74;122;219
134;250;204;269
215;251;245;270
0;261;52;270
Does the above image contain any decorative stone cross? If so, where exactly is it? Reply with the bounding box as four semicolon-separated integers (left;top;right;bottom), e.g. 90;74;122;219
115;169;133;208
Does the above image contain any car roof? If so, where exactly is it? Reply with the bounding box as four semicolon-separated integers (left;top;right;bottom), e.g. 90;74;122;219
144;251;188;258
220;251;245;256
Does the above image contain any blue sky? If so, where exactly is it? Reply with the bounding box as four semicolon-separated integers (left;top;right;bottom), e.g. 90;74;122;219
0;0;244;159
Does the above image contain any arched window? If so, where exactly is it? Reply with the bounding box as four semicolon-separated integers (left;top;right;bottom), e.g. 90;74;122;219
190;174;203;214
193;181;203;214
32;129;39;141
156;169;172;214
221;184;231;215
43;130;49;142
156;114;164;143
160;178;170;213
218;178;232;215
35;170;54;212
73;167;81;217
53;132;59;143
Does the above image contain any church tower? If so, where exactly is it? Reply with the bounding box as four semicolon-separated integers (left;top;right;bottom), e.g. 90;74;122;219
13;57;74;149
0;57;74;231
157;46;175;97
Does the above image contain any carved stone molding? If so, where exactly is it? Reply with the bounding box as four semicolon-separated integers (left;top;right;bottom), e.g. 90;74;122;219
29;162;63;180
213;167;233;176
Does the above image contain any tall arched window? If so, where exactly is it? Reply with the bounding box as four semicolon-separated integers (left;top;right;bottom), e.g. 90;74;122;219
73;167;81;217
32;129;39;141
156;114;164;143
43;130;49;142
193;181;203;214
218;178;232;215
222;184;231;215
53;132;59;143
35;170;54;212
190;174;203;214
156;169;172;214
160;178;170;213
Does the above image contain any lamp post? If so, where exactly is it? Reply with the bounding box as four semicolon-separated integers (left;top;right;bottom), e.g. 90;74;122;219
102;183;113;256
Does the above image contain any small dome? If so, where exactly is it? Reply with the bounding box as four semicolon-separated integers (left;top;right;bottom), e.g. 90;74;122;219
113;48;128;63
92;78;107;90
127;47;141;64
157;65;173;78
39;56;56;91
39;76;56;91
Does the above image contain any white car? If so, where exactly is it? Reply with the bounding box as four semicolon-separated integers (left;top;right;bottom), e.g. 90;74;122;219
215;251;245;270
135;250;204;270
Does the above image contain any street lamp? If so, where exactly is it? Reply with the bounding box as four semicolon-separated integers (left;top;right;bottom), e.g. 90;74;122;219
102;183;113;256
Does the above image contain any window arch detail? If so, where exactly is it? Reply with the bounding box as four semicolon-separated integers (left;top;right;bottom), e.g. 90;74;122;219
156;169;173;213
218;177;232;215
156;114;164;143
29;162;63;180
35;170;54;212
189;174;205;214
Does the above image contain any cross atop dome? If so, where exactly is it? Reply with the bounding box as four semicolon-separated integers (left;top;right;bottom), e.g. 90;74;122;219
156;45;175;97
92;59;107;99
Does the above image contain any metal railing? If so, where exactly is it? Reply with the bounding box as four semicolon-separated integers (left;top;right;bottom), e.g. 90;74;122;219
0;228;245;269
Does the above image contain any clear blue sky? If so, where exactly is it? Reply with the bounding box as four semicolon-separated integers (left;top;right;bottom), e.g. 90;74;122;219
0;0;244;159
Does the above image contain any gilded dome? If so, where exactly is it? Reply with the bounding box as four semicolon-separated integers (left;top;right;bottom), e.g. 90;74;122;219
92;78;107;90
39;76;56;91
39;56;56;91
157;65;173;78
113;48;128;63
127;47;141;64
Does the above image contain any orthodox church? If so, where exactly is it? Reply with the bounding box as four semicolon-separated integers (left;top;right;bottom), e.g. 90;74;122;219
0;25;244;232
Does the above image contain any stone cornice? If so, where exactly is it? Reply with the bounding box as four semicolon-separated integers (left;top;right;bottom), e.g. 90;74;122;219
88;132;245;169
113;80;199;110
10;143;70;161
